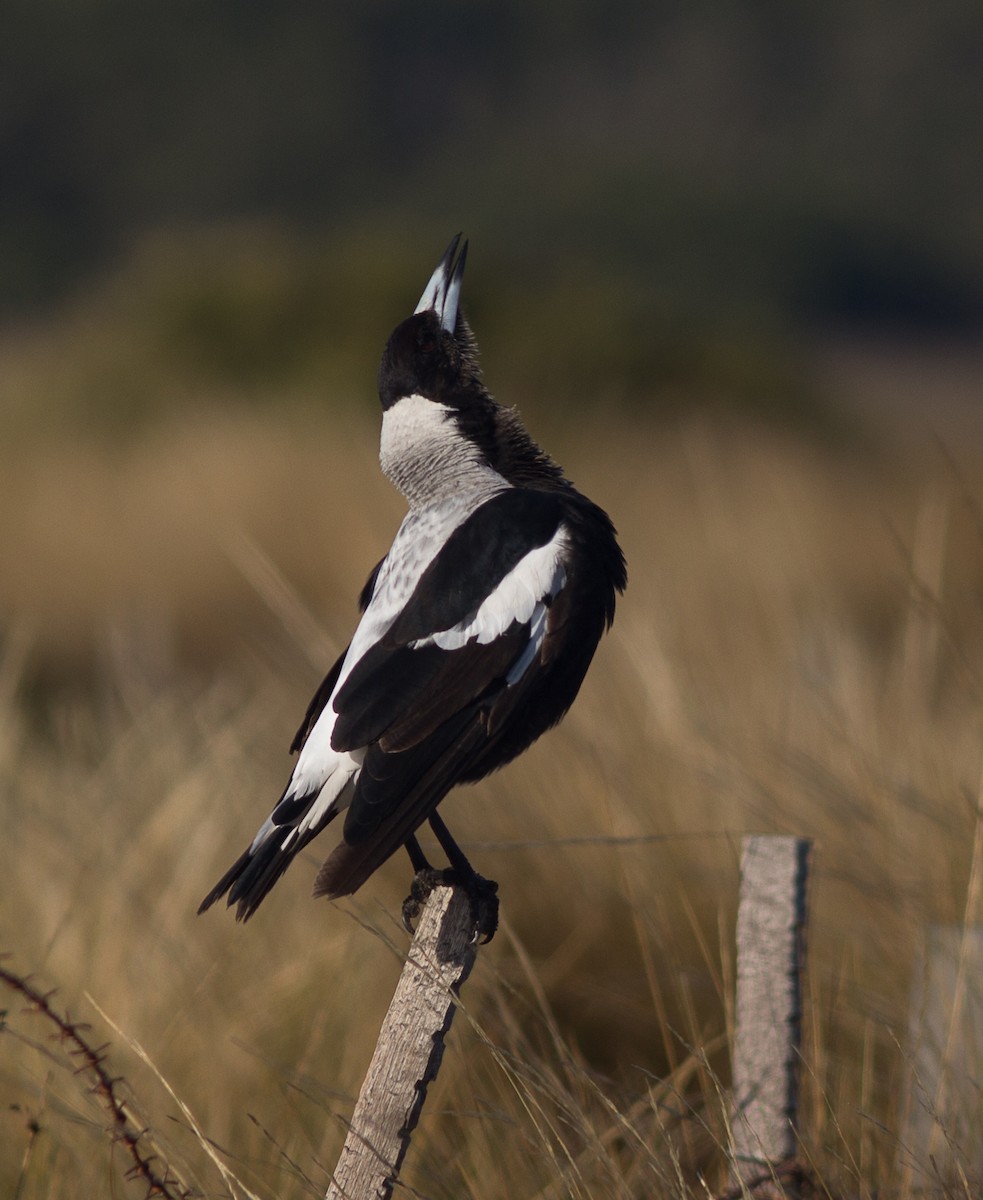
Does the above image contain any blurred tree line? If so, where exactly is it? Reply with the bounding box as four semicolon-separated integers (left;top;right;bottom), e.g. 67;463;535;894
3;0;982;416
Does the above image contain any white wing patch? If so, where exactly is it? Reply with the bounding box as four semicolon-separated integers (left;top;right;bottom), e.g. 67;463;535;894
413;527;569;685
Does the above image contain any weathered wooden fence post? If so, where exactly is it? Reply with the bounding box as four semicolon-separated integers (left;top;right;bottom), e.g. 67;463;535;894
326;884;478;1200
730;835;812;1188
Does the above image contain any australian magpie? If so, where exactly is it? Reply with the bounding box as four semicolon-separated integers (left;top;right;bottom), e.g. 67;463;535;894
199;234;626;940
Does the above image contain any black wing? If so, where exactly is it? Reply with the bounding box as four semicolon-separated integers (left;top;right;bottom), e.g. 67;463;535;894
315;489;568;895
332;489;563;749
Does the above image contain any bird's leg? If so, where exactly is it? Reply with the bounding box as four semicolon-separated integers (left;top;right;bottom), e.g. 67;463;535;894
429;811;499;943
401;834;455;935
404;834;431;874
401;819;499;942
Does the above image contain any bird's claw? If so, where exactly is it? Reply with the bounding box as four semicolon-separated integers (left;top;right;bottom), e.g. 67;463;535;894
401;868;453;934
468;874;500;944
402;868;500;943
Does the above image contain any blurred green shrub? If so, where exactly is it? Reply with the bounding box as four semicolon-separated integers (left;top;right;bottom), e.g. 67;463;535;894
3;222;832;440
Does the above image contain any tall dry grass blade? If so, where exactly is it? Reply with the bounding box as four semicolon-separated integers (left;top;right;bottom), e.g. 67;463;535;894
900;484;949;711
86;994;264;1200
453;991;595;1200
925;779;983;1174
224;528;338;666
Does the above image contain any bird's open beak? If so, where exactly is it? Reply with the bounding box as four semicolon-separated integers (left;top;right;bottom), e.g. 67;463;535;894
414;234;468;333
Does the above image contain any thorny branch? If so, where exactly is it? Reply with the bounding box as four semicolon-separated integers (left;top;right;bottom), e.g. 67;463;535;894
0;956;192;1200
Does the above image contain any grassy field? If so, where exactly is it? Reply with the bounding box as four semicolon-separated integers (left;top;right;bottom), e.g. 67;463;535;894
2;331;983;1197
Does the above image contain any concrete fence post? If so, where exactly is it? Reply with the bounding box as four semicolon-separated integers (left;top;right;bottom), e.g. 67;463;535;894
730;835;812;1186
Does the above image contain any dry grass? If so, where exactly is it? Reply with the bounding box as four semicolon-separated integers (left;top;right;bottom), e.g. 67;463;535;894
3;350;983;1197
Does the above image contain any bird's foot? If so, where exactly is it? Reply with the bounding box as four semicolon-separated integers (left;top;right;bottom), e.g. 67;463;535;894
402;868;500;944
401;868;452;934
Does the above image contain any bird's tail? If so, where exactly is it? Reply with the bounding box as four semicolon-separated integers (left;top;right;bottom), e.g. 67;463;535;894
198;789;345;922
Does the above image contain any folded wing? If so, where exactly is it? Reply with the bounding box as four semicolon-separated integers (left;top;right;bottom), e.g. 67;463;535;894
200;488;573;918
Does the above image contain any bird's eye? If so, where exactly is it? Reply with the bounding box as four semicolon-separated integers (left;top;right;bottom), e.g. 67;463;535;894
417;330;437;355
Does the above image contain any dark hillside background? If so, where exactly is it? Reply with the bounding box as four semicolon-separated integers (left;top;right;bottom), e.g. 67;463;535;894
4;0;982;417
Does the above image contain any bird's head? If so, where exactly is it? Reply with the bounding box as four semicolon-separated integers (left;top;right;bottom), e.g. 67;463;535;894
377;234;485;412
376;236;567;501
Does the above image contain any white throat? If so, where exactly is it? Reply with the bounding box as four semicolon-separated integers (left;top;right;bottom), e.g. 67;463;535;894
380;393;506;507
